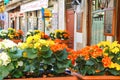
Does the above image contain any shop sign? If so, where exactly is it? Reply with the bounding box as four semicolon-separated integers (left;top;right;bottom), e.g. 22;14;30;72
20;0;48;12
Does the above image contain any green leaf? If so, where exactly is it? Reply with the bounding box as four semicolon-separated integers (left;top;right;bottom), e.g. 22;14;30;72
41;49;52;58
108;69;120;75
9;48;23;59
54;66;65;73
0;66;10;79
25;48;38;59
43;57;55;64
57;60;71;69
86;60;94;66
97;63;105;71
7;63;14;71
12;70;23;78
56;49;68;61
41;46;49;52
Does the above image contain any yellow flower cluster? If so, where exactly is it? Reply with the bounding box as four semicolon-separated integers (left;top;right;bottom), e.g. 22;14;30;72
109;62;120;71
98;41;120;54
98;41;120;71
20;35;54;49
54;30;63;38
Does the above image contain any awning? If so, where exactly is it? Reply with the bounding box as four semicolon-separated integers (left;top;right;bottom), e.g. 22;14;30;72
5;2;21;12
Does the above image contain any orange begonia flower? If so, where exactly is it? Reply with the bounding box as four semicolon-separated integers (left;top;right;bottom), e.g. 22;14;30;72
102;56;111;68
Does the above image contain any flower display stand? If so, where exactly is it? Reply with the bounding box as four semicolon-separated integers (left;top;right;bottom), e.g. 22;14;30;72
5;76;78;80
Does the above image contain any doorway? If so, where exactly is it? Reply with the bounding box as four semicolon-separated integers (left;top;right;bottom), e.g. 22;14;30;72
66;9;74;48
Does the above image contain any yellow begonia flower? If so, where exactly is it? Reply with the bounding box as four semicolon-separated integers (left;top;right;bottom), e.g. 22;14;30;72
39;39;48;46
34;42;41;49
20;43;27;49
111;47;119;54
114;63;120;71
109;62;115;68
97;41;111;47
103;53;108;56
26;36;33;44
23;52;27;58
117;57;120;60
47;40;55;46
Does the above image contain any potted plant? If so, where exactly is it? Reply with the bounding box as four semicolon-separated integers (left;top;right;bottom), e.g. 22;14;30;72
0;28;24;43
1;35;77;80
26;30;49;40
49;30;70;44
68;41;120;79
0;39;23;80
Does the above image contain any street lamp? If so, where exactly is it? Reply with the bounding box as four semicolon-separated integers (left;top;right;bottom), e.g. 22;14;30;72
71;0;81;12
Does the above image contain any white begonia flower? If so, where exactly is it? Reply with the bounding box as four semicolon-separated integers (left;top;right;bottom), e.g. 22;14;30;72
18;61;23;67
2;39;17;49
26;32;31;35
0;52;11;66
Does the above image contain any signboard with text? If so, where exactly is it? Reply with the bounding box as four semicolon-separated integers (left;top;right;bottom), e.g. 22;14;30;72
20;0;48;12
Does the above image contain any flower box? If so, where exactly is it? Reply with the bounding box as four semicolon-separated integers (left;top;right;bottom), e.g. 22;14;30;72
5;76;78;80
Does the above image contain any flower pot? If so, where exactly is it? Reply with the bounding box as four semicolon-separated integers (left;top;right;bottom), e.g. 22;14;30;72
0;39;22;44
10;39;22;44
5;76;78;80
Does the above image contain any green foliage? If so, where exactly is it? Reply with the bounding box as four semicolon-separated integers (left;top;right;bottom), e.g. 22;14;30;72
75;56;105;75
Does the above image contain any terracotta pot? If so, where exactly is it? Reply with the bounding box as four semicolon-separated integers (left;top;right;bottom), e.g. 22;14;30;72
0;39;22;44
5;76;78;80
10;39;22;44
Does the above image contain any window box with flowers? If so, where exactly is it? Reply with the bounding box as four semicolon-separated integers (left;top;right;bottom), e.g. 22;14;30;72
0;28;23;43
0;35;78;80
68;41;120;79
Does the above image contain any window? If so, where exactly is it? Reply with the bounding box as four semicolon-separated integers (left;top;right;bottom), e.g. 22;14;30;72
76;12;83;32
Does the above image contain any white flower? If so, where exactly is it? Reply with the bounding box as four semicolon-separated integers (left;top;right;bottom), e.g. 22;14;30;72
26;32;31;35
0;52;11;66
18;61;23;67
1;39;17;49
